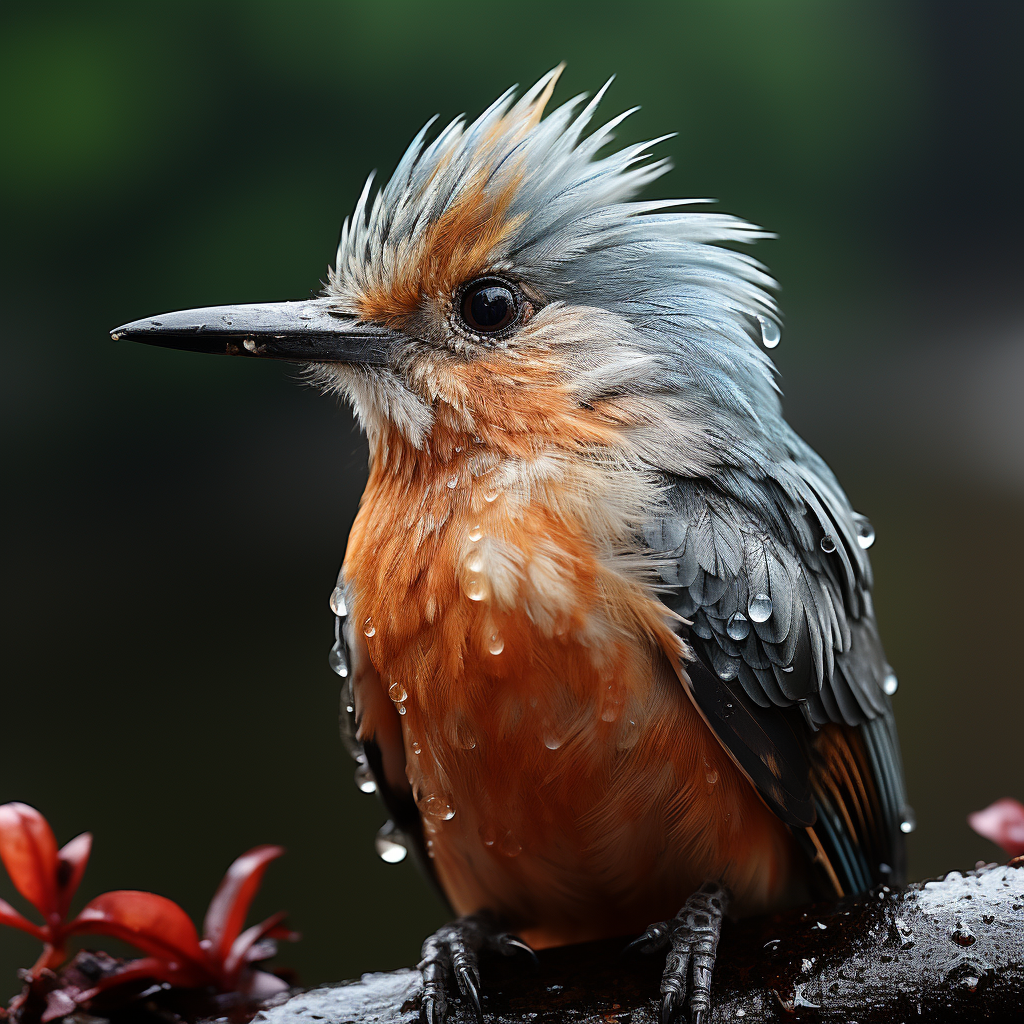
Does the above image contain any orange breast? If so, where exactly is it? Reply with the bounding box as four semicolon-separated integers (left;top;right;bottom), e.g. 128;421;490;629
343;412;797;943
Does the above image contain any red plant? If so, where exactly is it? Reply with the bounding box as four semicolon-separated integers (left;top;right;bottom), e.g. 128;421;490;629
0;803;296;1009
0;803;92;974
968;797;1024;858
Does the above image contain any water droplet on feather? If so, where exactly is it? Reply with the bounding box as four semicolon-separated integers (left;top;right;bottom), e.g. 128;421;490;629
328;641;349;678
447;475;458;489
354;759;376;794
388;681;408;704
854;514;876;549
757;315;781;348
488;632;504;655
464;576;487;601
363;616;376;637
883;671;899;695
820;535;837;554
468;524;483;542
748;593;773;622
726;612;750;640
375;824;408;863
900;806;917;833
329;587;348;617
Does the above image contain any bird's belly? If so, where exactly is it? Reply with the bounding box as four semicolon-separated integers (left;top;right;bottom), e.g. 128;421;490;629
403;647;797;945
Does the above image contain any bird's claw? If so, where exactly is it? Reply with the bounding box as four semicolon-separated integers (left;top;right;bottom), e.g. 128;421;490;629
495;933;539;964
418;913;535;1023
630;883;729;1024
624;920;672;955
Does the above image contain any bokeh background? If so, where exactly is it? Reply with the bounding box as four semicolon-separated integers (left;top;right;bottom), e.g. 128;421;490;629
2;0;1022;997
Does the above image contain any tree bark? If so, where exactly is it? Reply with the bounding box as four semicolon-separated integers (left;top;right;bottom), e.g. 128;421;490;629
255;861;1024;1024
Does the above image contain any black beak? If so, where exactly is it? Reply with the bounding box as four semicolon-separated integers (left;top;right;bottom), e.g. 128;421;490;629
110;298;401;365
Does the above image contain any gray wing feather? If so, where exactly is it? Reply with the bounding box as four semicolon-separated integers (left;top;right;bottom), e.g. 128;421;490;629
646;456;909;892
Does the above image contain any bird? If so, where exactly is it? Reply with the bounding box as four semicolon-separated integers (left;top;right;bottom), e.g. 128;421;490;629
113;66;911;1024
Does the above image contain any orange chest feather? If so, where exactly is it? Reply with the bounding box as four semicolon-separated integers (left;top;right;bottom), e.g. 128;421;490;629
342;433;795;936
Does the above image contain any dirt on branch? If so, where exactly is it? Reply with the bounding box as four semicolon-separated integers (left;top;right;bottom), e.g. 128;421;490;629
254;861;1024;1024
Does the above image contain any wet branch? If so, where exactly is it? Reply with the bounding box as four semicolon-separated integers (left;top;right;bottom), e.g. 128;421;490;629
256;861;1024;1024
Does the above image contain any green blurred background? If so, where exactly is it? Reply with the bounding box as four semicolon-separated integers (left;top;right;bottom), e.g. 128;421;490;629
2;0;1022;997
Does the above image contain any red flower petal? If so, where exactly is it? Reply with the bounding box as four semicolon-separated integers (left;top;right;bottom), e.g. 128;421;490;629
202;845;284;964
70;891;208;973
0;897;46;940
55;833;92;920
0;803;60;920
968;797;1024;857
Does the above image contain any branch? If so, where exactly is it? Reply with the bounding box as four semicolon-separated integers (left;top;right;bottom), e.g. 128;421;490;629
256;861;1024;1024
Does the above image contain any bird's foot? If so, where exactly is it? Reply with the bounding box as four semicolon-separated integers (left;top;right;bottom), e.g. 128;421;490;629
418;912;536;1024
626;883;729;1024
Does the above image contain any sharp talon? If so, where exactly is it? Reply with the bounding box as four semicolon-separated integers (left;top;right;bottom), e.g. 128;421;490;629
503;936;539;964
421;994;443;1024
624;935;647;955
660;990;679;1024
457;965;483;1024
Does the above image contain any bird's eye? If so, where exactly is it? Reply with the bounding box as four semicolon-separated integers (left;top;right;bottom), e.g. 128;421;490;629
459;278;520;336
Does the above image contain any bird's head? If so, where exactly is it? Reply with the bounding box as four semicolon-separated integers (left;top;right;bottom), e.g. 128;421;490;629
114;67;783;480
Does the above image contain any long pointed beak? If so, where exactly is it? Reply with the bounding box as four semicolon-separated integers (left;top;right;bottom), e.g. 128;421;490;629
110;298;401;365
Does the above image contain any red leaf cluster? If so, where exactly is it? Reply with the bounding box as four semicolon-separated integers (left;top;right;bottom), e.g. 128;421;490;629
0;803;297;1017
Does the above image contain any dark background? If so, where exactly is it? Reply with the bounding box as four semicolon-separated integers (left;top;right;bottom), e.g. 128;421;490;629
2;0;1022;996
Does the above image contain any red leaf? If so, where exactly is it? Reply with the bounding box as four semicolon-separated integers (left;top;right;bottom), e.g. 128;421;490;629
0;898;45;940
70;891;208;973
55;833;92;920
222;911;289;984
0;803;60;920
968;798;1024;857
202;845;284;964
76;956;208;1002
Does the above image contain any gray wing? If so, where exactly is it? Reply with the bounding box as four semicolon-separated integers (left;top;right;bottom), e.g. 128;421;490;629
646;457;910;895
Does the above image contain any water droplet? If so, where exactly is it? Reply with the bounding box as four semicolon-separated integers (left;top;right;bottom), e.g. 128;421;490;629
781;665;794;673
454;446;463;453
497;832;522;857
328;641;349;678
726;611;750;640
447;475;458;489
464;576;488;601
900;806;917;834
544;732;563;750
329;587;348;617
616;718;641;751
479;823;498;847
375;823;407;864
411;740;422;755
397;704;407;715
468;524;483;542
883;671;899;696
388;681;408;704
854;513;876;549
488;631;504;656
820;535;837;554
718;661;739;681
452;719;478;750
422;794;456;821
484;486;500;503
363;616;376;638
354;759;377;795
748;593;773;622
466;551;484;573
756;315;781;349
601;705;620;722
706;768;719;785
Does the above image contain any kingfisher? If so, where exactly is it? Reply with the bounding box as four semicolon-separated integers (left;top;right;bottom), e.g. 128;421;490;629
113;67;910;1024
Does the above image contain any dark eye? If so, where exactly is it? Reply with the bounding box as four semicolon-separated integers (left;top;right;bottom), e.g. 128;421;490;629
459;278;520;335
